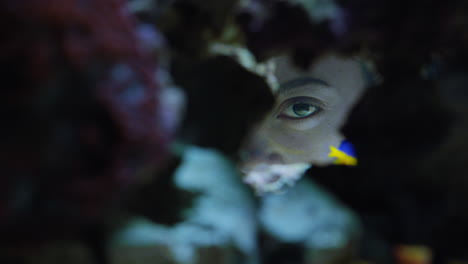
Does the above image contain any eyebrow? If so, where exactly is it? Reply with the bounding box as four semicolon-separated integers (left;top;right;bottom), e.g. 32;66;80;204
279;77;329;93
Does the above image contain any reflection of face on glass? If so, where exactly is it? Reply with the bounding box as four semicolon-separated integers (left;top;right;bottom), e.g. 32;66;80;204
241;54;367;193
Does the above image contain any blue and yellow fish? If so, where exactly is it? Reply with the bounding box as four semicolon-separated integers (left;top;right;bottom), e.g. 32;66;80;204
328;140;357;166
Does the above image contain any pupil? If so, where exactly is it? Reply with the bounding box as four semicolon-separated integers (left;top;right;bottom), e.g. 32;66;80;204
293;103;313;116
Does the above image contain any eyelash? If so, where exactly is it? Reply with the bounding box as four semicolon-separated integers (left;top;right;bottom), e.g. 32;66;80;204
276;96;325;120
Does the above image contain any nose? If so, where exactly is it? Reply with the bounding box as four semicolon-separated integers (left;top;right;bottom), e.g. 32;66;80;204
239;130;285;173
241;151;284;165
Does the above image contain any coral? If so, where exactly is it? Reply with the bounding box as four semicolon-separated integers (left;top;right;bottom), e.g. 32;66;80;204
0;0;170;247
3;0;468;263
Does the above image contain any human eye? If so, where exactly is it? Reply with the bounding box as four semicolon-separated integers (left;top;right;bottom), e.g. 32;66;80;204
276;97;324;120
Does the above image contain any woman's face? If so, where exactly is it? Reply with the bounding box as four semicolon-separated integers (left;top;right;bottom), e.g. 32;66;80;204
240;54;366;192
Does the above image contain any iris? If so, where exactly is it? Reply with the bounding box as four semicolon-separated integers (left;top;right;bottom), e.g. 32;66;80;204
292;103;317;117
276;96;325;120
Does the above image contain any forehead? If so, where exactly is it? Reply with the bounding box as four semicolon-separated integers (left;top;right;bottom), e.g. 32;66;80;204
272;54;366;96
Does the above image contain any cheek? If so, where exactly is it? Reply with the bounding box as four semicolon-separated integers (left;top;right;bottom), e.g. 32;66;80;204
268;125;341;163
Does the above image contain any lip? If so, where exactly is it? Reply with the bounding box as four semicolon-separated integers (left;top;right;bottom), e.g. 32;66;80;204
242;163;312;195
